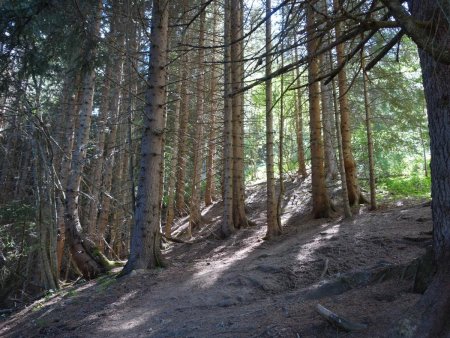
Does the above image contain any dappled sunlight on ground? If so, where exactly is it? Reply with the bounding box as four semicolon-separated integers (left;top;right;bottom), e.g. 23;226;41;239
99;308;156;334
188;234;266;288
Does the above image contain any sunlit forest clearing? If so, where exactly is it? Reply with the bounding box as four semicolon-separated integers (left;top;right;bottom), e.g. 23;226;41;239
1;0;449;337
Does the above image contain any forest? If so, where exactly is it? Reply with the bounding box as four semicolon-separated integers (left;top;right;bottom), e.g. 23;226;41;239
0;0;449;337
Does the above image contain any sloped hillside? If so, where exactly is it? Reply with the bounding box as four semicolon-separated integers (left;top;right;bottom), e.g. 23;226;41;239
0;177;433;337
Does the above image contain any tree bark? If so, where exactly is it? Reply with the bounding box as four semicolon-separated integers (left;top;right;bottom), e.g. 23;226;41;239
277;38;285;228
165;80;182;238
56;72;82;273
307;0;331;218
86;3;120;239
230;0;250;229
96;9;125;251
64;0;107;279
188;8;206;234
361;45;377;210
265;0;281;239
165;0;190;236
331;70;352;219
32;122;59;291
86;63;112;239
404;1;450;336
121;0;168;274
204;3;219;207
221;0;235;237
333;0;364;206
294;44;307;178
320;0;338;182
174;47;191;217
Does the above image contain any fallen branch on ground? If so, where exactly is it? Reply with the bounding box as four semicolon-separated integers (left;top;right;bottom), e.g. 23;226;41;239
316;303;368;331
0;309;13;314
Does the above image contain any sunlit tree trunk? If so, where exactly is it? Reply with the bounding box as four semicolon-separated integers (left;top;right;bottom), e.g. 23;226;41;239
333;0;364;206
265;0;281;239
121;0;168;273
306;0;331;218
64;0;107;279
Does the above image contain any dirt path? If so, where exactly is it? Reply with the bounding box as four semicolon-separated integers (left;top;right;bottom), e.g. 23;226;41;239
0;179;433;337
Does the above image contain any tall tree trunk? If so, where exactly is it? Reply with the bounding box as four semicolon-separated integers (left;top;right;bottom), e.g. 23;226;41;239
331;63;352;219
96;12;125;251
164;85;181;237
333;0;364;206
86;5;117;238
277;42;285;227
294;45;307;178
230;0;250;228
174;51;191;217
121;0;168;274
361;45;377;210
124;0;141;252
165;0;190;236
307;0;331;218
64;0;106;279
321;85;338;181
188;8;206;234
401;1;450;336
55;72;82;273
265;0;281;239
32;121;59;291
204;4;219;207
221;0;235;237
320;0;338;182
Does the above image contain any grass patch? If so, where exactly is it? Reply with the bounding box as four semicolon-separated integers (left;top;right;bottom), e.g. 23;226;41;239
378;175;431;198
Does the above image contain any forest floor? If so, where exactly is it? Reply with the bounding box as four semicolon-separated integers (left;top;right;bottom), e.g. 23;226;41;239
0;176;437;337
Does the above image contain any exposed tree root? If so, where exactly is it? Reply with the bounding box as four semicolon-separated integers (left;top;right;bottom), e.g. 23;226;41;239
320;258;329;279
161;233;192;244
287;251;435;312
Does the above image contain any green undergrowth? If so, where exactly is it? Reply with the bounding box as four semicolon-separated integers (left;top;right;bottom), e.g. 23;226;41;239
95;274;118;292
377;175;431;198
